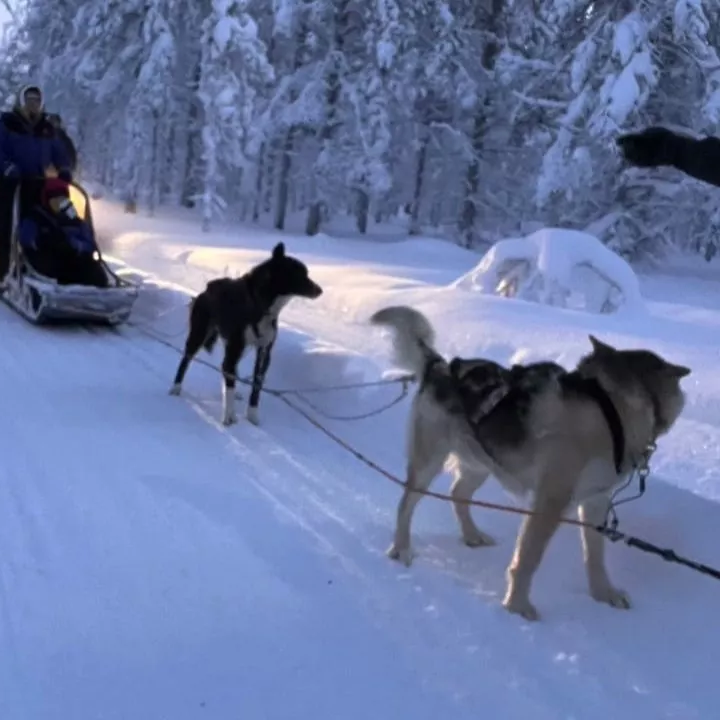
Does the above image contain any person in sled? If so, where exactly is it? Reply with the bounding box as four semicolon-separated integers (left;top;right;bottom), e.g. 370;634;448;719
18;177;107;288
0;84;74;283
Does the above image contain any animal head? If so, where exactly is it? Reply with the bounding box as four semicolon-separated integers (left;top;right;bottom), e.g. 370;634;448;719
577;335;691;437
259;242;323;301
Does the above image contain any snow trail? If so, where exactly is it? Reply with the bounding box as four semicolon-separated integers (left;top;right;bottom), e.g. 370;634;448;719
0;207;718;718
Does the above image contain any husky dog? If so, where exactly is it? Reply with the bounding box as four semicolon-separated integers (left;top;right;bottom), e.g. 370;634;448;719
371;305;690;621
170;242;323;426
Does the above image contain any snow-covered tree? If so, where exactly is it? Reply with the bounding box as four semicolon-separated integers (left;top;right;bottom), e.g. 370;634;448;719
197;0;274;229
2;0;719;261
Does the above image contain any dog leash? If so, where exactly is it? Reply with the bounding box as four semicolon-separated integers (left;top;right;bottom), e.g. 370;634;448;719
130;319;720;583
276;390;720;582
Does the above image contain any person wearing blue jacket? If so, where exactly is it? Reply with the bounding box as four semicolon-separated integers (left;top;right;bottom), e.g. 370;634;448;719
0;85;73;180
0;84;74;283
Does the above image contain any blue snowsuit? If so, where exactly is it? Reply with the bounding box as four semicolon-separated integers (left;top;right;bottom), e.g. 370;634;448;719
18;214;95;253
0;109;72;179
17;203;102;286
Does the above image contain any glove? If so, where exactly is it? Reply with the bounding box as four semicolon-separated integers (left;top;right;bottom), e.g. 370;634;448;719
2;162;18;178
58;169;73;183
616;127;678;168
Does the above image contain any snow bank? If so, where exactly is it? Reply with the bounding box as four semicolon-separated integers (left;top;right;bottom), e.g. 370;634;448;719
453;228;646;316
99;207;711;501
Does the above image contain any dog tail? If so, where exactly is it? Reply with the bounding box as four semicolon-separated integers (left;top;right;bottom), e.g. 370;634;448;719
187;293;219;354
370;305;440;377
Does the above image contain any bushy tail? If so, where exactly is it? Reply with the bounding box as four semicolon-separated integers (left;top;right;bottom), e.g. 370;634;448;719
370;305;439;376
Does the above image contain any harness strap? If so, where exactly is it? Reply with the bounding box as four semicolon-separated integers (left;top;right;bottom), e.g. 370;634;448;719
563;372;625;474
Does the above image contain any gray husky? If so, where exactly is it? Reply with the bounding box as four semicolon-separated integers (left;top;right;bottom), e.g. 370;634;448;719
371;305;690;621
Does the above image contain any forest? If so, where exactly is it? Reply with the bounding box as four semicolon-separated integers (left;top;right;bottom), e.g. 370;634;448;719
1;0;719;259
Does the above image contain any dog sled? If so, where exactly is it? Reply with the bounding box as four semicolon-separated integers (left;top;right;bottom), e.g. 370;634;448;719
0;178;138;325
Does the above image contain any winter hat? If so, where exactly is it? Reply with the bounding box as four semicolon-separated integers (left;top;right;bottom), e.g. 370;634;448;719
16;84;43;111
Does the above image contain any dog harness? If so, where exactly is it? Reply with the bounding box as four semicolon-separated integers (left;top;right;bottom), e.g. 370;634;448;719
562;372;625;475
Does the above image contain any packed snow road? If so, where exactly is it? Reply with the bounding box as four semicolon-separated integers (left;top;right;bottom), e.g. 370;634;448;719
0;299;718;719
0;306;479;720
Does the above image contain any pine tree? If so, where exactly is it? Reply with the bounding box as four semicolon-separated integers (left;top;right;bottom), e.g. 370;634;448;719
197;0;274;229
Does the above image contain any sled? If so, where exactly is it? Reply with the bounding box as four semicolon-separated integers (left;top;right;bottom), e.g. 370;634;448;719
0;179;139;325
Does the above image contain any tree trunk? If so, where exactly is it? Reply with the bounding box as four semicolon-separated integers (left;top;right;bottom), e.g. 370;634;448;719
275;130;294;231
458;108;486;247
305;200;323;236
148;111;160;217
276;10;309;230
182;60;202;209
305;0;346;235
457;0;504;247
355;187;369;234
409;130;429;235
252;142;266;222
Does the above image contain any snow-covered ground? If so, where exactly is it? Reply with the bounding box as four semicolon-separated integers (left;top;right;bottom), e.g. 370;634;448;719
1;200;718;719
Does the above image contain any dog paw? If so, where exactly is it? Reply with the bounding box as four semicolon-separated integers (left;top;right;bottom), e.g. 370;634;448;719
222;413;238;427
168;384;181;396
387;543;414;567
462;528;496;548
591;584;631;610
502;593;540;622
246;407;260;426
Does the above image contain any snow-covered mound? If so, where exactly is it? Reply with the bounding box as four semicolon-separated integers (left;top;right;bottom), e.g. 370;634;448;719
453;228;646;315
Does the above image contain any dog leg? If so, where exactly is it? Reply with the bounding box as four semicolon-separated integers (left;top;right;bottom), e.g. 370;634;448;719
578;496;631;610
387;459;445;567
170;295;211;396
503;486;570;621
220;338;245;426
246;341;274;426
388;410;449;567
450;465;495;547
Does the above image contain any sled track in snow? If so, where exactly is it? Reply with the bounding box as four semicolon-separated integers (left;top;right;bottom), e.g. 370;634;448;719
0;306;572;718
86;318;720;718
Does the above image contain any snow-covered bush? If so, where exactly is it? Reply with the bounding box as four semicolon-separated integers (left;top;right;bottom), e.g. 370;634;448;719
452;228;645;316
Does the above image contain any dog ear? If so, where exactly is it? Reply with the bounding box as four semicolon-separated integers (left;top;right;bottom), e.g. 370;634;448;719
588;335;615;355
272;242;285;259
666;363;691;379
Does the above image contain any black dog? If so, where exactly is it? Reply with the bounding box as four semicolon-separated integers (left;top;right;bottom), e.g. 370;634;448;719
617;126;720;188
169;242;323;426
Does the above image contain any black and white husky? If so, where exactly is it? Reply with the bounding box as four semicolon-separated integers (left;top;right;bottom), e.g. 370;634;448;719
170;242;322;425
